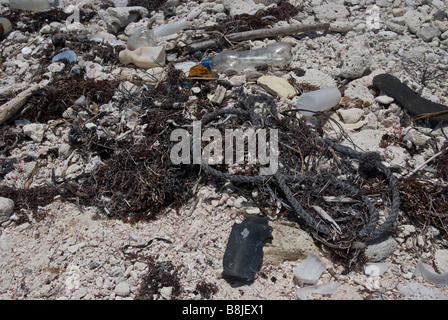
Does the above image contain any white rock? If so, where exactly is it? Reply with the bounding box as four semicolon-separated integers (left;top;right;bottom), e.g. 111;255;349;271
313;4;349;21
290;69;336;88
337;108;365;124
0;197;14;224
403;128;430;147
375;95;394;105
98;7;149;34
39;24;52;34
257;76;296;98
403;10;426;34
159;286;173;299
47;62;65;73
58;143;73;159
263;222;320;266
340;42;371;79
23;123;47;143
222;0;257;17
434;250;448;274
114;282;130;297
400;224;416;237
386;21;406;34
343;78;374;103
442;30;448;40
342;129;383;153
433;20;448;33
0;233;12;251
245;207;261;215
365;236;399;262
417;27;442;42
330;20;354;33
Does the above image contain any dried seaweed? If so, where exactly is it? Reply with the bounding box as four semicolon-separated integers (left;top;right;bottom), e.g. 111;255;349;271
135;257;182;300
399;178;448;238
63;107;198;222
0;185;57;222
4;9;71;33
195;280;219;299
20;77;119;122
205;1;299;34
434;147;448;181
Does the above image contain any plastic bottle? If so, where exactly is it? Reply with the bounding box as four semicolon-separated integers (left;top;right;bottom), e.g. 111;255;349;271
210;42;293;72
153;18;188;37
296;87;341;117
8;0;59;11
126;19;188;51
0;18;12;38
127;27;156;51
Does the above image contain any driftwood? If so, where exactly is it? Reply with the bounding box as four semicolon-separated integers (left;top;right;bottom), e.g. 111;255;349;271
0;84;40;125
184;23;330;52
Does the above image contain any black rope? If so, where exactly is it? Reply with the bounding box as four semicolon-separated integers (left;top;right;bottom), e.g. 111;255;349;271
189;91;400;247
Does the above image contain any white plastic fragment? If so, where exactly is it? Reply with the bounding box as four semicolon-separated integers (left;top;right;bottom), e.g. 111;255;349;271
293;253;326;285
295;282;341;300
414;260;448;288
296;87;342;117
397;281;448;300
363;262;391;276
119;46;166;69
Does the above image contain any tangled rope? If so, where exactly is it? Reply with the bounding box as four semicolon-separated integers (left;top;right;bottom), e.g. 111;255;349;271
190;89;400;253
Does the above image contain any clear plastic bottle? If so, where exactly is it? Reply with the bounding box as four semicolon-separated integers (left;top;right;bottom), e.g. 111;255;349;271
0;18;12;38
126;19;189;51
8;0;59;11
296;87;341;117
153;18;188;37
211;42;293;72
127;27;156;51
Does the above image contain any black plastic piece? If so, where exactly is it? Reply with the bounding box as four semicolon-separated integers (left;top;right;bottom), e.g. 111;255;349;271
222;216;273;282
372;73;448;123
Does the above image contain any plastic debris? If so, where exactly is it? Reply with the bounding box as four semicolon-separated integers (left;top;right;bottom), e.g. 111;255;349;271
188;65;213;78
211;42;292;72
127;19;188;51
208;85;226;105
127;27;156;51
119;46;166;69
222;216;273;282
52;50;77;63
0;18;12;38
373;73;448;122
363;262;391;276
21;47;32;59
295;282;341;300
94;34;124;46
8;0;59;11
293;253;326;285
153;18;188;38
397;281;448;300
257;75;297;99
414;260;448;288
296;87;342;117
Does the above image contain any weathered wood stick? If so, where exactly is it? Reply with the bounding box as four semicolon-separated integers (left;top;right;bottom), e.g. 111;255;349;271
185;23;330;52
0;84;40;125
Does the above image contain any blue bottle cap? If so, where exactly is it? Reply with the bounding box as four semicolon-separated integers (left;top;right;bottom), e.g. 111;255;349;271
201;59;211;70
